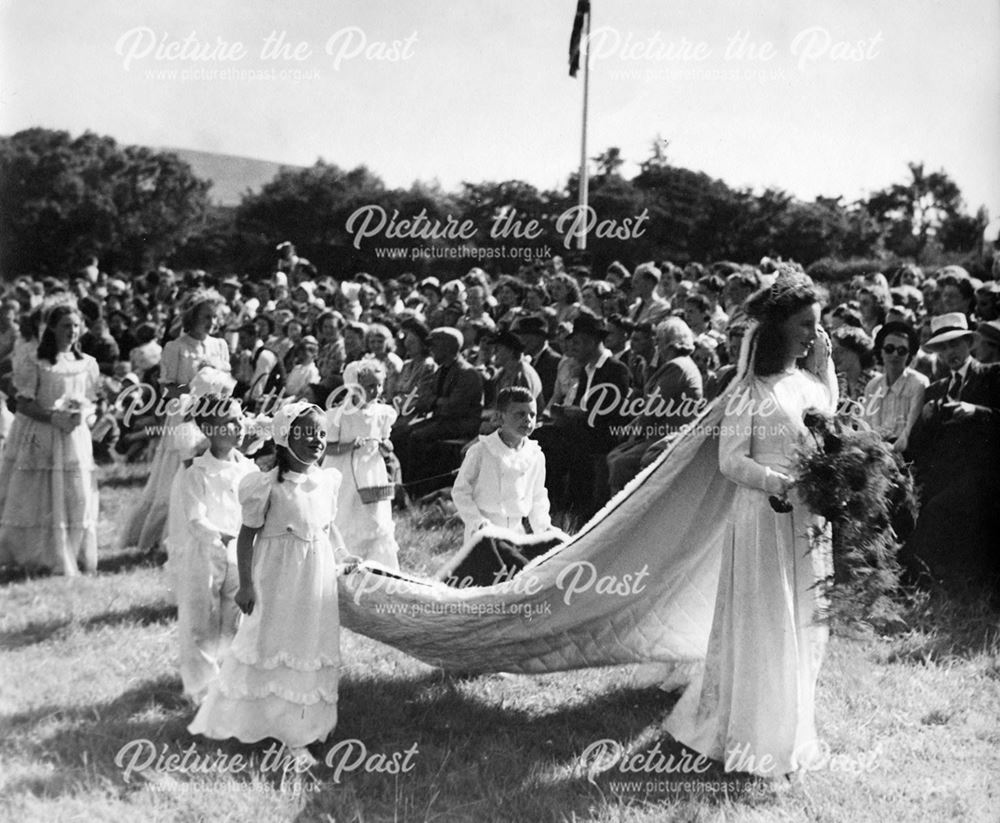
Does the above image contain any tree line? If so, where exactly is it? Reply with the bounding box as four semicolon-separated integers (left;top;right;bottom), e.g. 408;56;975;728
0;128;992;281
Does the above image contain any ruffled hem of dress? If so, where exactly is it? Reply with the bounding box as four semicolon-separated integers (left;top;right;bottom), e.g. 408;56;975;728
216;682;339;705
230;649;340;671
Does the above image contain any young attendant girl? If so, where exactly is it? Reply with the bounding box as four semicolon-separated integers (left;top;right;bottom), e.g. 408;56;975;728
323;361;400;569
189;402;345;764
0;304;100;575
120;290;230;554
172;397;255;704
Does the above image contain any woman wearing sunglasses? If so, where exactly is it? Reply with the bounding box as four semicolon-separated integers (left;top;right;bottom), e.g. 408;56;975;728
861;321;928;453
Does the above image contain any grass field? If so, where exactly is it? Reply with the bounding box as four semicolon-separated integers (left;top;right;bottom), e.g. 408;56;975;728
1;464;998;823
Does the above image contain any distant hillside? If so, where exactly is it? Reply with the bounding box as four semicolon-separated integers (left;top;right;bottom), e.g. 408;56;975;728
162;148;302;206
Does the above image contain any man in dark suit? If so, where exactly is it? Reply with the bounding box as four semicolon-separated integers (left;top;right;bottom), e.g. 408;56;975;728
511;314;560;407
534;309;631;518
391;326;483;495
606;317;704;494
905;312;1000;590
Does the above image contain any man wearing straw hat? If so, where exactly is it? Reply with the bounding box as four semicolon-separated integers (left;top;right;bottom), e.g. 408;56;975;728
904;312;1000;593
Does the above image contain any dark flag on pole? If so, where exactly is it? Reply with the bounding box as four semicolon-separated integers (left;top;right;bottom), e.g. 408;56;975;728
569;0;590;77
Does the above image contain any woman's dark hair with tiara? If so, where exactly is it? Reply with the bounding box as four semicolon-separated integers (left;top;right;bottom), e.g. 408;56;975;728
744;270;820;377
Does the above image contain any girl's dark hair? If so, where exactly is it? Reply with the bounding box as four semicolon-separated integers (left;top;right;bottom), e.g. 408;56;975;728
745;274;819;376
274;444;295;483
873;321;919;367
37;305;84;365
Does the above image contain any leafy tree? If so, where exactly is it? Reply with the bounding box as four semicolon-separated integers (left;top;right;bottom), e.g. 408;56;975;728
0;128;209;278
864;162;966;259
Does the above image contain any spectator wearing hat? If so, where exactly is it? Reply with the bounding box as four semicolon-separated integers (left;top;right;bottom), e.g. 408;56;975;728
861;322;928;453
628;263;671;325
534;309;630;518
905;311;1000;591
391;327;483;495
935;266;975;318
481;330;542;434
511;314;560;407
722;269;760;327
393;318;437;418
973;320;1000;365
975;282;1000;323
606;317;703;494
604;314;632;360
275;241;315;288
831;325;877;409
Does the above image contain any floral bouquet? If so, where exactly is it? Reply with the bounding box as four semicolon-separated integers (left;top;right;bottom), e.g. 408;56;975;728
775;409;918;629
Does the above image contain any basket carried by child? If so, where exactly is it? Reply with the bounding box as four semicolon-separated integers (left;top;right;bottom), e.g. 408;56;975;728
351;440;395;504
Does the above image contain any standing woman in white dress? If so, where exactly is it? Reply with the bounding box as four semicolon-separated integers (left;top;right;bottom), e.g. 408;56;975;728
120;290;230;553
665;272;838;778
0;304;101;575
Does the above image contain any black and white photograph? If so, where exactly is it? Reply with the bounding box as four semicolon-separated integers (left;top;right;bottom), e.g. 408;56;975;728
1;1;998;820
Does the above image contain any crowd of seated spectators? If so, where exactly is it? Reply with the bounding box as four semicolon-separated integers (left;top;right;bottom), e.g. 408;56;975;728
2;248;998;584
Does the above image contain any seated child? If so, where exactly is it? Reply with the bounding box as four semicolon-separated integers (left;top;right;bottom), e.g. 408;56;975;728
171;396;255;703
451;385;553;544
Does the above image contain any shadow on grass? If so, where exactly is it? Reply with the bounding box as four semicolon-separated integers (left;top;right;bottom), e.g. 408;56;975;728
293;674;776;822
82;601;176;631
0;616;72;650
0;669;776;820
96;547;165;577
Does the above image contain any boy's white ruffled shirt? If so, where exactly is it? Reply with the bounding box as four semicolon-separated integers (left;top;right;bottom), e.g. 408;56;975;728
451;430;553;543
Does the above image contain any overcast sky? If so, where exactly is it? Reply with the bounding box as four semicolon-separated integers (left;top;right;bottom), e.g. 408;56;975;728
2;0;998;234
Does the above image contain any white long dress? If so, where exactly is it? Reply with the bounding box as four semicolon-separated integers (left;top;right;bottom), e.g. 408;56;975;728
323;402;399;569
0;353;100;575
189;466;343;748
664;367;837;776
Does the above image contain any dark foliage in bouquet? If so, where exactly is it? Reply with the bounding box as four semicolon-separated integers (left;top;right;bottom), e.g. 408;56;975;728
789;408;919;629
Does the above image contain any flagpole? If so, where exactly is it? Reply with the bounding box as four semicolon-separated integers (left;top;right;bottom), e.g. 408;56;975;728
577;2;591;252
